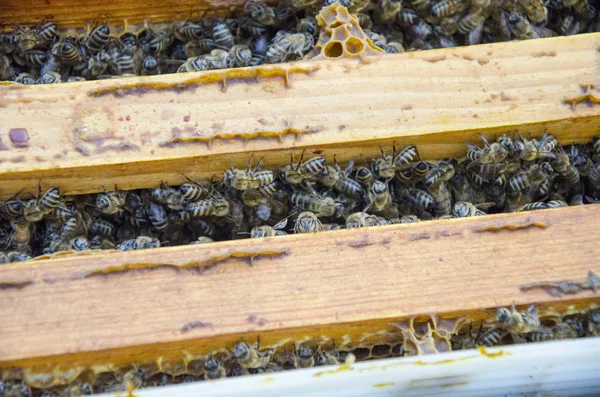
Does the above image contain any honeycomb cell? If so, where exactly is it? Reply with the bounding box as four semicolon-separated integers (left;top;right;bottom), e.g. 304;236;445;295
307;3;384;62
371;344;391;357
324;41;344;58
352;347;371;360
345;37;364;54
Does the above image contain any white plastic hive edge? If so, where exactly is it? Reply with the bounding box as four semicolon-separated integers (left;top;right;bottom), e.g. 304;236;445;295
97;338;600;397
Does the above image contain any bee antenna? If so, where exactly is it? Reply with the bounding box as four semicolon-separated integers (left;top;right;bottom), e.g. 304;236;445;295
363;199;374;213
297;150;305;169
480;134;490;147
237;232;251;235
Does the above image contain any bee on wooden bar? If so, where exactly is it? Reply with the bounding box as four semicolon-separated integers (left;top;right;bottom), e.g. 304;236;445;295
232;337;273;369
497;305;540;334
249;218;289;237
293;211;323;233
116;236;161;251
23;187;61;222
204;353;227;379
227;157;275;191
292;344;316;368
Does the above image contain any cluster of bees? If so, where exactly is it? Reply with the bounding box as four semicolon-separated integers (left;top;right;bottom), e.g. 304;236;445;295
1;132;600;263
1;305;598;396
1;0;599;84
453;306;600;350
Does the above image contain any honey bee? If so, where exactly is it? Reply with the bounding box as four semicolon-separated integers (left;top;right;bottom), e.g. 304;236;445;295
116;236;161;251
227;157;275;191
95;187;126;215
204;353;227;379
589;163;600;191
294;211;323;233
320;159;364;199
549;322;578;340
497;305;540;334
526;325;553;342
204;48;232;69
345;211;376;228
212;21;236;49
232;337;273;369
372;147;396;179
265;32;313;63
291;190;339;217
0;196;24;220
249;218;288;237
229;44;253;67
173;20;204;42
375;0;402;24
322;223;343;230
452;201;494;217
424;160;456;187
411;0;433;13
471;137;509;166
432;0;468;17
91;217;116;237
507;163;551;193
587;309;600;336
10;219;32;252
0;54;15;81
428;181;453;216
399;215;421;223
281;152;321;185
23;187;61;222
178;55;210;72
487;174;506;209
355;166;375;189
508;12;540;39
180;179;210;202
476;327;504;346
365;180;399;218
409;188;435;212
68;236;91;251
89;235;115;250
85;23;110;53
146;202;168;231
151;182;186;210
187;197;230;218
292;344;316;368
244;0;278;26
452;322;482;350
1;380;31;397
1;251;32;263
384;41;405;53
517;0;548;24
297;16;318;37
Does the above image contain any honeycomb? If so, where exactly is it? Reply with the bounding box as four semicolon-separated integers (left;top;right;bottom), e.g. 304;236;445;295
307;3;384;62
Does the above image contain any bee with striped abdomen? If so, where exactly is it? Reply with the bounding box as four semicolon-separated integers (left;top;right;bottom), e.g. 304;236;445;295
23;187;61;222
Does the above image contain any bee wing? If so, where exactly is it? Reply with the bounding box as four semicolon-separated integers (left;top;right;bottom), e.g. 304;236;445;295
273;218;288;230
474;201;496;210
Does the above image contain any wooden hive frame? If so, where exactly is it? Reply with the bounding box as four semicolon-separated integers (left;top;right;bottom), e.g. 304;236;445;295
1;0;600;384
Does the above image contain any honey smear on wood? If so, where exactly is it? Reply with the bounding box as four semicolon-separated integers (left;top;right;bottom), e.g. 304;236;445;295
1;0;599;84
